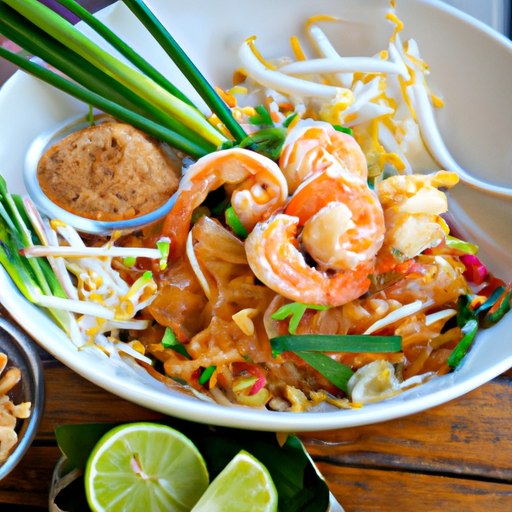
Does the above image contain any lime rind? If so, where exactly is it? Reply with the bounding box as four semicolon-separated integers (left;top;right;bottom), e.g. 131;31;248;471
191;450;278;512
85;422;209;512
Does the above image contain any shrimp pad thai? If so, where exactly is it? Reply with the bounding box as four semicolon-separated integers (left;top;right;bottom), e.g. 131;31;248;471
0;0;510;415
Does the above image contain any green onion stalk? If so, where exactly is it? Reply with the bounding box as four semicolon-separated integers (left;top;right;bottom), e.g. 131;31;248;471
2;0;227;145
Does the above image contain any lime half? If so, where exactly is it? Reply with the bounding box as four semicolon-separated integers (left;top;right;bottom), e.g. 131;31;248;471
191;450;278;512
85;423;209;512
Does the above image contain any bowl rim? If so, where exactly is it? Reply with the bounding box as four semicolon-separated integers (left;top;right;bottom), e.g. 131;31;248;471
0;317;45;481
23;114;179;235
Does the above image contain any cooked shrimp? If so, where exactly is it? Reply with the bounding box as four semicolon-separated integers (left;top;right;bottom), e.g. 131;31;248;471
246;167;385;306
279;120;368;194
162;148;288;259
286;167;385;270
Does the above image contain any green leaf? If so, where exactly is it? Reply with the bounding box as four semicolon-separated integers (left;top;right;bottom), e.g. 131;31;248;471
271;302;330;335
447;319;478;369
55;423;116;472
271;334;402;355
295;351;353;393
53;419;330;512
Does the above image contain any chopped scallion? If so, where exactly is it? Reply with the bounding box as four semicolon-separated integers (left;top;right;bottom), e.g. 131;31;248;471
483;283;512;326
199;365;216;386
225;206;248;239
271;302;330;335
475;286;506;315
295;351;353;393
447;319;478;369
161;327;191;359
255;105;274;125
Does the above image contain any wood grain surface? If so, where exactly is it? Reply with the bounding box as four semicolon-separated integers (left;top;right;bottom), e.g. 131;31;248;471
1;356;512;511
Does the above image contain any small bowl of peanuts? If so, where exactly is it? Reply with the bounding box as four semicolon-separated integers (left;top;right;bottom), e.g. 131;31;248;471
0;316;44;481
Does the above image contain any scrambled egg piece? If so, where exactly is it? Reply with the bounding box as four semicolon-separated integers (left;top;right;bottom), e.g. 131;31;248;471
376;171;458;272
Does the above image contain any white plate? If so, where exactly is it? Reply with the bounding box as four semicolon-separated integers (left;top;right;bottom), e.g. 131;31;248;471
0;0;511;432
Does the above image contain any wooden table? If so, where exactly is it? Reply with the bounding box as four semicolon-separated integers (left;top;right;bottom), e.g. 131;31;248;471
1;309;511;512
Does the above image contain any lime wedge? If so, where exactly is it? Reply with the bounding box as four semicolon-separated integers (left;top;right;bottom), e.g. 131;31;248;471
85;422;209;512
191;451;278;512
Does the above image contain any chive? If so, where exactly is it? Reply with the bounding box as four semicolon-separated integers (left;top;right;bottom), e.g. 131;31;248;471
52;0;194;106
248;114;264;125
120;0;247;144
282;113;298;128
199;365;216;386
3;0;225;147
332;125;354;137
255;105;274;125
225;206;248;239
295;352;353;393
238;128;287;161
0;46;214;158
447;319;478;369
0;4;213;139
475;286;506;315
172;344;192;360
456;294;476;327
271;302;330;335
271;334;402;355
483;283;512;326
0;6;162;120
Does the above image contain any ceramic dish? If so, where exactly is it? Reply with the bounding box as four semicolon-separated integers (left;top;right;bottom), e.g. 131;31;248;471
0;0;511;432
23;114;179;235
0;317;45;480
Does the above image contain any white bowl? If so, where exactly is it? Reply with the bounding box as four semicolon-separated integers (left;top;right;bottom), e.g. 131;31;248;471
0;0;511;431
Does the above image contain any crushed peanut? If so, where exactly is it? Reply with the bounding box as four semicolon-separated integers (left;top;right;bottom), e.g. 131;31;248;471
0;353;31;462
